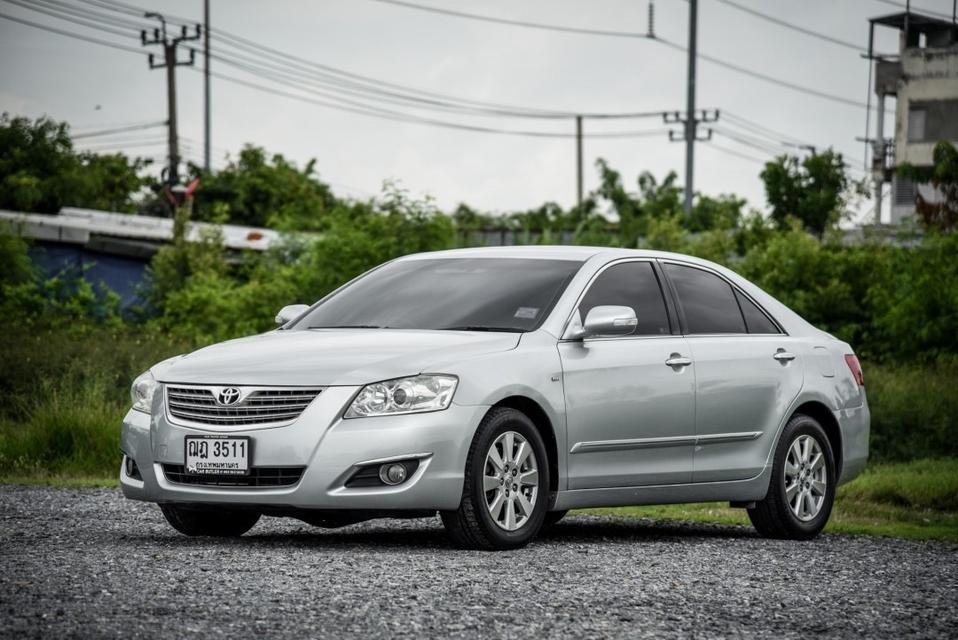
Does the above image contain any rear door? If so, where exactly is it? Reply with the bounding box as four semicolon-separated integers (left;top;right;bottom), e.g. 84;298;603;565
661;261;804;483
559;260;696;489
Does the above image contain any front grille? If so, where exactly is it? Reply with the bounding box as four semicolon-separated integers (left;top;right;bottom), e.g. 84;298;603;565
166;386;323;426
162;464;305;487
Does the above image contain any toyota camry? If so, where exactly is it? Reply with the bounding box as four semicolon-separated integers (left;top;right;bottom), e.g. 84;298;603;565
121;246;869;549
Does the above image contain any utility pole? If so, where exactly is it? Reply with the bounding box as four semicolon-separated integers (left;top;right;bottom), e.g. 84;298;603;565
662;0;718;215
683;0;698;215
203;0;211;172
141;13;200;186
575;115;583;210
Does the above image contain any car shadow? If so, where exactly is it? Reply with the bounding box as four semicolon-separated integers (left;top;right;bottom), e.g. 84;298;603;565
125;513;757;551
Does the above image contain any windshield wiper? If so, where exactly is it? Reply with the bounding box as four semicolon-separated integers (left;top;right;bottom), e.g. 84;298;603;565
308;325;385;329
438;325;525;333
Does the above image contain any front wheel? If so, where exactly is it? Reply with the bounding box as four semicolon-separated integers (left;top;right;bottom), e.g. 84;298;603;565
441;407;549;550
160;504;260;537
748;414;836;540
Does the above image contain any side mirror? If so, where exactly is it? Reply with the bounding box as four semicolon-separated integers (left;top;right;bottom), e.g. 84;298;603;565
565;305;637;340
275;304;309;327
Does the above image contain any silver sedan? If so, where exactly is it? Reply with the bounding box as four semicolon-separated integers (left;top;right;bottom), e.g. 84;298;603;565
121;246;869;549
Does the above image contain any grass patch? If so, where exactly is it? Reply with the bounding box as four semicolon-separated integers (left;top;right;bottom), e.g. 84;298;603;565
866;361;958;461
580;459;958;543
0;473;118;488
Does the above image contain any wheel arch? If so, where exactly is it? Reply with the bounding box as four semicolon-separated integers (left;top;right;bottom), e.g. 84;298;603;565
791;400;844;480
490;396;560;502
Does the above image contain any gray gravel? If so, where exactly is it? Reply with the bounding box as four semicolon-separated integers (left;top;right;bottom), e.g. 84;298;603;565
1;486;956;639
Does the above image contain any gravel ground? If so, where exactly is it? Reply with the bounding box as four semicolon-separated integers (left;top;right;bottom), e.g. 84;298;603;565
1;486;956;639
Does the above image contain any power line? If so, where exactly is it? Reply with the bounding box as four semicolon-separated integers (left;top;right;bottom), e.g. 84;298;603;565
368;0;878;112
872;0;955;20
1;5;669;140
0;11;145;55
712;127;787;156
654;36;871;110
195;66;671;140
201;45;667;122
705;141;770;165
78;0;661;120
722;110;815;147
713;0;865;53
1;0;137;39
71;120;167;139
370;0;653;39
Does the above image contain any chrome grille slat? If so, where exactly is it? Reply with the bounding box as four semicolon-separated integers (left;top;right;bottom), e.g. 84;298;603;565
166;386;323;427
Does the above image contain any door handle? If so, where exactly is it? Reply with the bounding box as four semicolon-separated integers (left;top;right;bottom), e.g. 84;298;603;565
665;354;692;367
773;350;796;362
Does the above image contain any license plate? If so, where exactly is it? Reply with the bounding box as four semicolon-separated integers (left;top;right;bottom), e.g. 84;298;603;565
185;436;250;475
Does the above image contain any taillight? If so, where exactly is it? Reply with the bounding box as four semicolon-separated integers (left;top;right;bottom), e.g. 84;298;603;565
844;354;864;386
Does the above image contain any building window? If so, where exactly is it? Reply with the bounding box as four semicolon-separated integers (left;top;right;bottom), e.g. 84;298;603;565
908;100;958;143
908;108;927;142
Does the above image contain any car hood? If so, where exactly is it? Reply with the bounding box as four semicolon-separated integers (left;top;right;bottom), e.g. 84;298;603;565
155;329;521;386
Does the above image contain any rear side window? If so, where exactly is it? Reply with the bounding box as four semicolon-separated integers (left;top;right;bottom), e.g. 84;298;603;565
735;290;780;334
578;262;670;336
664;263;746;334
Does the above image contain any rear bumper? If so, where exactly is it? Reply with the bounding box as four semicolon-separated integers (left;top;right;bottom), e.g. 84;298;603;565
120;384;487;511
836;399;870;485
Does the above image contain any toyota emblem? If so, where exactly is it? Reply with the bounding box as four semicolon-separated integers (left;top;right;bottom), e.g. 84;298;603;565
218;387;241;405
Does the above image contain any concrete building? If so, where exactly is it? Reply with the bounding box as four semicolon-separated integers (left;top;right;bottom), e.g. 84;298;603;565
868;10;958;224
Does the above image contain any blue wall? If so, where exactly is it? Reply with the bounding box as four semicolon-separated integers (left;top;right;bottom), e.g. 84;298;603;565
28;242;148;308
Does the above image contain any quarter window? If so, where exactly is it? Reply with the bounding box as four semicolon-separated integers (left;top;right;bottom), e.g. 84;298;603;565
664;263;746;334
735;290;780;334
578;262;671;336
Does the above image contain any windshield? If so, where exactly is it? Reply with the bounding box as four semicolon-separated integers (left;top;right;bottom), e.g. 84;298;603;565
294;257;583;332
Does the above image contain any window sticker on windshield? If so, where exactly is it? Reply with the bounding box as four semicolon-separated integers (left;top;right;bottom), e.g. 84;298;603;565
514;307;539;319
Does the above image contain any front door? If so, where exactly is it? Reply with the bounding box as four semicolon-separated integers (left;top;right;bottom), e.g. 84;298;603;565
559;260;696;489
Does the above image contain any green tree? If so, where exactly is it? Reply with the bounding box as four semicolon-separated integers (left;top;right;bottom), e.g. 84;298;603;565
188;146;336;230
686;193;745;232
0;113;78;213
74;152;149;213
0;113;147;213
898;141;958;232
760;149;863;237
595;160;683;246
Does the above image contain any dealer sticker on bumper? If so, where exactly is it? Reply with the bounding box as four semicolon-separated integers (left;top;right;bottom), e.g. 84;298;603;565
185;436;250;475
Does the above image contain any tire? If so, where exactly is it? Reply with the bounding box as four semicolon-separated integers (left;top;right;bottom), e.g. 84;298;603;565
441;407;550;550
159;504;260;537
543;510;568;528
748;414;836;540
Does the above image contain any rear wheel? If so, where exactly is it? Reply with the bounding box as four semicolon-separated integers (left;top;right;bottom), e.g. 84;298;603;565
441;407;549;550
159;504;260;537
748;414;836;540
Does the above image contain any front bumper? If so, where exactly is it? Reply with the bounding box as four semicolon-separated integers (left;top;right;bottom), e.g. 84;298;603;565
120;384;487;511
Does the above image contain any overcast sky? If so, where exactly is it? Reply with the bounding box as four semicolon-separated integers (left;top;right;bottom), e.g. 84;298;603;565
2;0;952;221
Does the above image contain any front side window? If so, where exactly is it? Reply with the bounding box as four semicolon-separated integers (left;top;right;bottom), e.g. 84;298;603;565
664;263;746;334
577;261;671;336
294;258;583;332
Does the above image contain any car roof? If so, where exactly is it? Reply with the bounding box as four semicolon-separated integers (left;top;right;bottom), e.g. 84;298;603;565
398;245;695;262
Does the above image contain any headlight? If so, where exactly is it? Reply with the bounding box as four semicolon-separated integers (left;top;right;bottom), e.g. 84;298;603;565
130;371;157;414
344;374;458;418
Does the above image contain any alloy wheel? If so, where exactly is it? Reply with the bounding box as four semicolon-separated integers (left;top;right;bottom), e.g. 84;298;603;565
784;434;827;522
483;431;539;531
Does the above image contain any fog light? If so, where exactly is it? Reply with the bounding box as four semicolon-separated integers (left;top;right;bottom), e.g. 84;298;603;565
379;463;408;485
124;455;141;480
